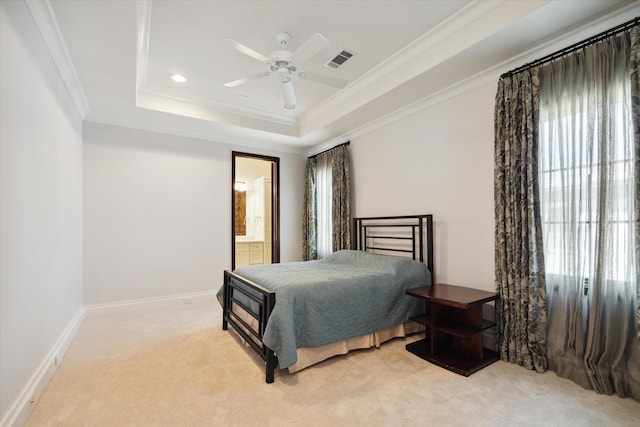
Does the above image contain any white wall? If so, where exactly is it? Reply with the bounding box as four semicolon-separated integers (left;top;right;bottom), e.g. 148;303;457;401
83;122;305;305
351;81;497;291
0;1;84;424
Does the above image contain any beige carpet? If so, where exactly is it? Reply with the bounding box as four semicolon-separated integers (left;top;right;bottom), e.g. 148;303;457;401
26;300;640;426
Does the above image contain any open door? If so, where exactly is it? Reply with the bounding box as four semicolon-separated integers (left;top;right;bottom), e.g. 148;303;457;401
231;151;280;270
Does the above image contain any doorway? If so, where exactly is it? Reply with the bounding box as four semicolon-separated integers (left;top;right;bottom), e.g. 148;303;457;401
231;151;280;270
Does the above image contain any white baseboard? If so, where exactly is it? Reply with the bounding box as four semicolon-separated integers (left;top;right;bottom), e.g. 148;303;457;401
2;290;219;427
84;290;219;317
1;307;85;427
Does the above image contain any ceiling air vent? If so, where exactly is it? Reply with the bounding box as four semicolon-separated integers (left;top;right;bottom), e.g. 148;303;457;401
325;49;354;69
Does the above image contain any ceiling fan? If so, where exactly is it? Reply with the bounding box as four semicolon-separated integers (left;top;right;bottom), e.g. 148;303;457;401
224;32;348;109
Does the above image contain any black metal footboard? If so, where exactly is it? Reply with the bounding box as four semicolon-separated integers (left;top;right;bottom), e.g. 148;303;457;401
222;270;277;383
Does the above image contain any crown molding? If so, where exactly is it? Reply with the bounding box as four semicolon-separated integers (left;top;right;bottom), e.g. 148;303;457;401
25;0;90;118
136;0;152;92
306;69;496;158
84;115;307;156
307;1;640;156
136;90;300;140
299;0;548;135
138;86;299;129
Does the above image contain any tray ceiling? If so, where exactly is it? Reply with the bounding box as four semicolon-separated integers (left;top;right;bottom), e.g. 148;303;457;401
47;0;639;153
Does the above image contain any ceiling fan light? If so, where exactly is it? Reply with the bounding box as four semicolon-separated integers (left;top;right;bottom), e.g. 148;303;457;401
281;79;296;109
277;67;291;82
170;73;188;83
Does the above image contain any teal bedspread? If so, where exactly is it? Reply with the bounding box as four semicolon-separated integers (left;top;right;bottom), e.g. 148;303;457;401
224;250;431;368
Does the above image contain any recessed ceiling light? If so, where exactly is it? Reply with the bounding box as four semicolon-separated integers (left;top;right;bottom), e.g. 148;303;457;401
170;73;188;83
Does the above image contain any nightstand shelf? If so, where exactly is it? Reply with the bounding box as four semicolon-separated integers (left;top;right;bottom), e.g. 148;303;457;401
406;284;499;376
431;319;496;338
409;314;431;326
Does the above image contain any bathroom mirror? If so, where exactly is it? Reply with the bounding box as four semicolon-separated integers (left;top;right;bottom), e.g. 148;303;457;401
231;151;280;270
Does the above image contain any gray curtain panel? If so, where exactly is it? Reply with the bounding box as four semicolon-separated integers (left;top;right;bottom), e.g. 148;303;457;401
494;68;548;373
540;26;640;401
632;28;640;401
631;28;640;348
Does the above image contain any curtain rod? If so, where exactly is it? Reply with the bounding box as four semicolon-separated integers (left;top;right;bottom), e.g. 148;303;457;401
500;16;639;79
308;141;350;159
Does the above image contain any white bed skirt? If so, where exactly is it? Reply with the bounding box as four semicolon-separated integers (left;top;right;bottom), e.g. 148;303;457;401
228;305;424;373
288;321;424;372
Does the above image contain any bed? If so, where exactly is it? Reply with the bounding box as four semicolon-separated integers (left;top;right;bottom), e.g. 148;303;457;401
221;214;434;383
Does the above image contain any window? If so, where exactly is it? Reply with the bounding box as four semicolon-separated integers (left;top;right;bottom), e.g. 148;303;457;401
315;153;332;258
538;49;636;289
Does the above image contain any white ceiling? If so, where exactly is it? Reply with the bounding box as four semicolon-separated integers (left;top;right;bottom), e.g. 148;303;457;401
47;0;640;154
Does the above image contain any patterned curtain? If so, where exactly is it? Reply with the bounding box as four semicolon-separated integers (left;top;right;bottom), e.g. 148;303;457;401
302;143;351;260
331;144;351;252
302;157;317;261
494;68;548;373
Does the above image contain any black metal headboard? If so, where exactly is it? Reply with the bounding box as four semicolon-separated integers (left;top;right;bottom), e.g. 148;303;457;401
352;214;434;283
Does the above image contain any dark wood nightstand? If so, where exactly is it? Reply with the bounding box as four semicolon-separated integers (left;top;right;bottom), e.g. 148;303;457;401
406;283;499;376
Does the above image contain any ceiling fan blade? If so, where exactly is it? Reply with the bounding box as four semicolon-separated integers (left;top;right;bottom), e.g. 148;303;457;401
224;72;271;88
226;38;269;63
297;71;347;89
293;33;329;64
